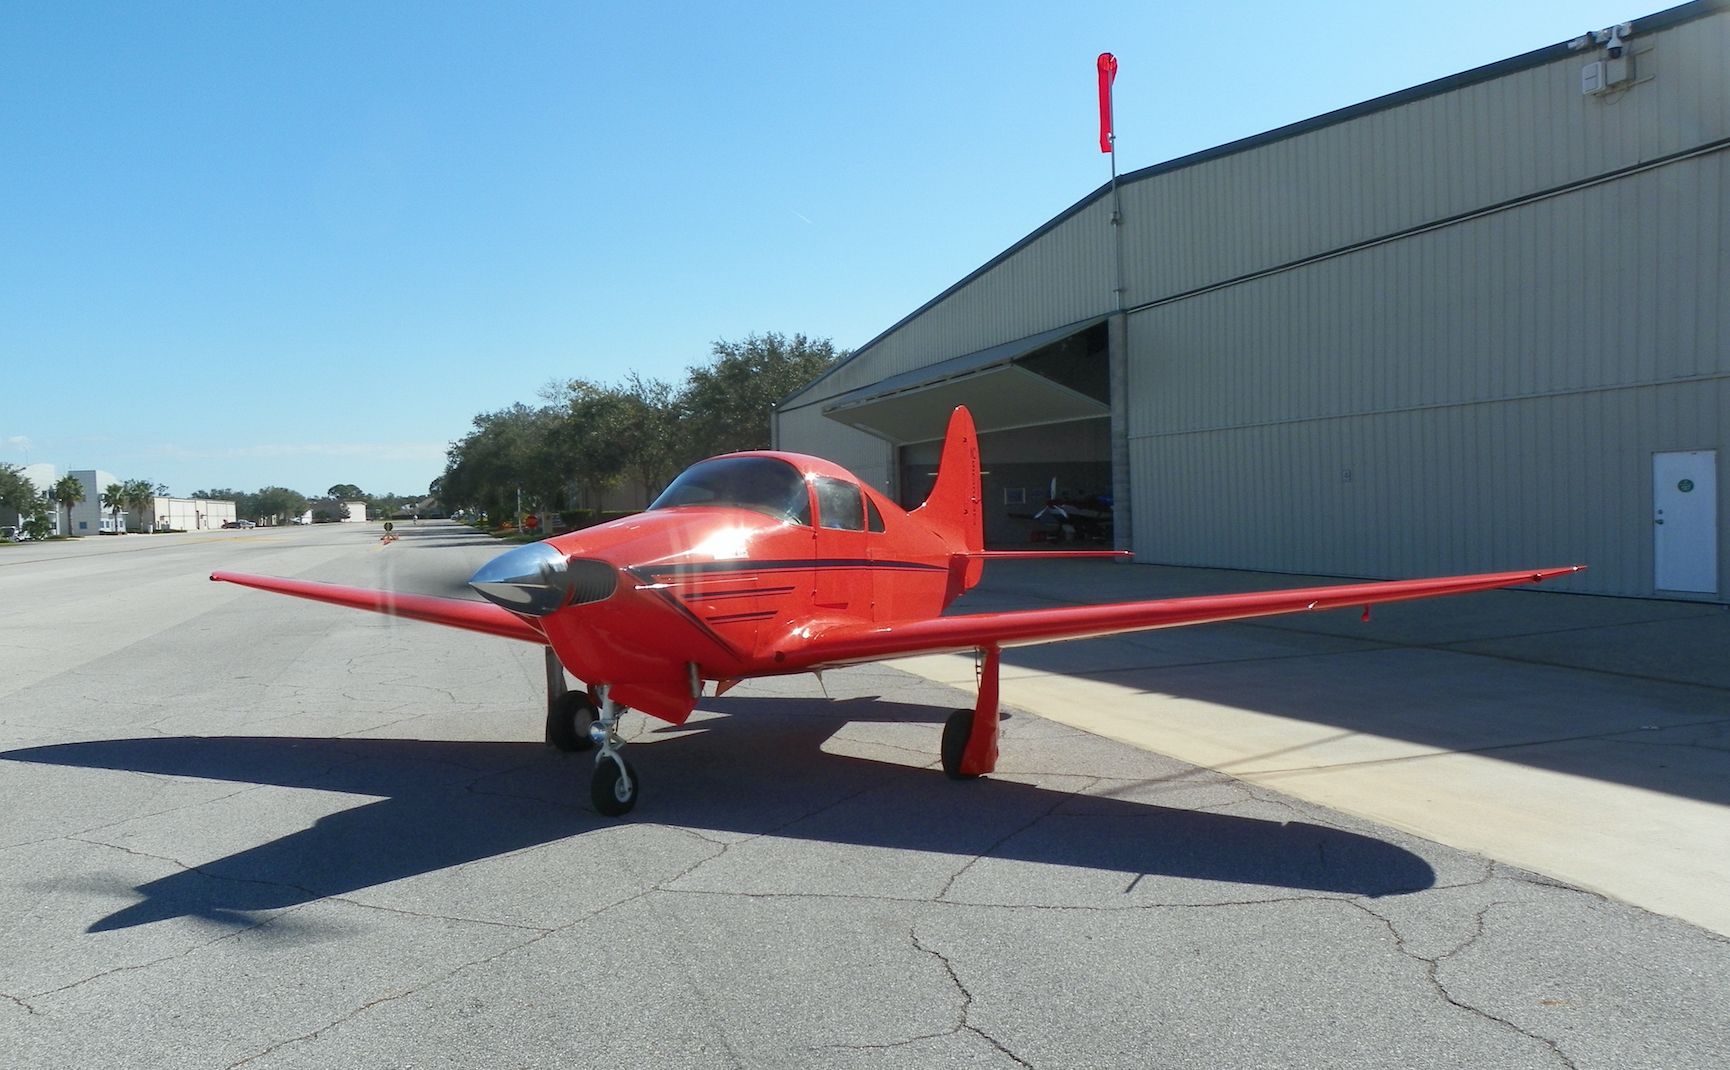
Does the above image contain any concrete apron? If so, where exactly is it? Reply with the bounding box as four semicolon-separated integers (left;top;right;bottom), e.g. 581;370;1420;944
888;582;1730;938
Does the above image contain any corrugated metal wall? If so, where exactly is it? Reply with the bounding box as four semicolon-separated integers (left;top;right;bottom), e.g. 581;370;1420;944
1118;18;1729;306
1127;12;1729;598
778;5;1730;599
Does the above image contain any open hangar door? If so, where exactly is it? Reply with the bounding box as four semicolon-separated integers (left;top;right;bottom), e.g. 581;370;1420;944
823;319;1115;549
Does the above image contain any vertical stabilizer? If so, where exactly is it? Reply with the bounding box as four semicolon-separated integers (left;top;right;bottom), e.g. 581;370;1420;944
913;406;985;593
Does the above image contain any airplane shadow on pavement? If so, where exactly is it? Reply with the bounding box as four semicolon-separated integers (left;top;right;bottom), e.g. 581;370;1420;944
2;697;1435;932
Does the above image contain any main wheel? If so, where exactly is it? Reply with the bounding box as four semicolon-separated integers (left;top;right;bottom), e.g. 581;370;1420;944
591;756;639;816
547;692;597;752
941;709;978;780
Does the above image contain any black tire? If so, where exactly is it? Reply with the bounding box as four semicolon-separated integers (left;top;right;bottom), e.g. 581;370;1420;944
941;708;978;780
547;692;597;752
591;756;638;816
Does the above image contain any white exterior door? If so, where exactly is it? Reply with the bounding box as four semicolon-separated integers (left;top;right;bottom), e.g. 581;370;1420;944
1653;451;1717;594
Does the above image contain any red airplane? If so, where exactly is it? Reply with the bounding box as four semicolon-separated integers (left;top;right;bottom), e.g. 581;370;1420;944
212;407;1581;816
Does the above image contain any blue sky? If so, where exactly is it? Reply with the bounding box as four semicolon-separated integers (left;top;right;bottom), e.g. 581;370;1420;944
1;0;1648;497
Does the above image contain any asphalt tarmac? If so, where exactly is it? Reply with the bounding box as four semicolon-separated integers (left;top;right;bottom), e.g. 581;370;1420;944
3;522;1727;1069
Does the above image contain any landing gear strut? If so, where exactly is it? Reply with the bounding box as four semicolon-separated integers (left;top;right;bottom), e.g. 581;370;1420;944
543;649;638;815
941;645;1002;780
544;648;595;752
588;686;637;816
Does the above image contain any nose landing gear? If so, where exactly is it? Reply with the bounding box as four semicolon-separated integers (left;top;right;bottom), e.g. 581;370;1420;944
588;687;637;816
543;647;636;814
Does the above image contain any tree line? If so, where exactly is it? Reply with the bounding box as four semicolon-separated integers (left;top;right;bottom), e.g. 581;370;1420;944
438;332;842;523
3;331;841;536
0;464;421;534
189;485;424;524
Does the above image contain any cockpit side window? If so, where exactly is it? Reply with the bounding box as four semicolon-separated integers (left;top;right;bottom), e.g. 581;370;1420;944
866;496;886;533
649;457;812;525
813;477;865;532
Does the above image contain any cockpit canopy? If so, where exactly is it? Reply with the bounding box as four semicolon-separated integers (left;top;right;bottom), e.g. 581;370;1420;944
649;456;811;525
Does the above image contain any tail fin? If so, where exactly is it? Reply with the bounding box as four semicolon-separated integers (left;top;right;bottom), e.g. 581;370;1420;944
913;407;985;594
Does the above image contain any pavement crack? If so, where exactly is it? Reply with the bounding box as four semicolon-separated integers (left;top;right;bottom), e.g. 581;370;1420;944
26;907;294;1002
0;782;269;854
70;833;328;907
909;925;1035;1068
1350;899;1578;1068
227;911;574;1067
2;991;38;1015
936;780;1094;903
226;987;415;1069
321;896;553;933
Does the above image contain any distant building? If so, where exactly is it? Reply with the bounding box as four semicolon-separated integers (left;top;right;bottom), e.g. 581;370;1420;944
66;470;121;534
4;464;234;534
151;497;237;531
343;500;367;522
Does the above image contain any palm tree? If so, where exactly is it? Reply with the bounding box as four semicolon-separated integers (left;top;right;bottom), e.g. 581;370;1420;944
101;482;126;533
122;479;157;533
51;475;85;538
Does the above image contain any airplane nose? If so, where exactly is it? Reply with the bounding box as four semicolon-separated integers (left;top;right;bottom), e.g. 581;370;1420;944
468;542;576;616
468;543;619;617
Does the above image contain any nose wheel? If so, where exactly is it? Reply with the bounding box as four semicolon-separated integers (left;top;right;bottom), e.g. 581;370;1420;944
588;687;638;816
591;753;638;815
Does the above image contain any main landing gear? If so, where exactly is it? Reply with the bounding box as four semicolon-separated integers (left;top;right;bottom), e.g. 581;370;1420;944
941;645;1003;780
542;643;1005;815
544;648;595;752
543;648;637;817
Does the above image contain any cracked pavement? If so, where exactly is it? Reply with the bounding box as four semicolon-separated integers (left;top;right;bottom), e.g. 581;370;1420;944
2;523;1728;1068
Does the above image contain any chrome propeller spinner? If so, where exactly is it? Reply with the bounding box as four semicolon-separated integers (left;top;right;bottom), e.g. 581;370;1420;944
468;541;576;616
468;542;620;616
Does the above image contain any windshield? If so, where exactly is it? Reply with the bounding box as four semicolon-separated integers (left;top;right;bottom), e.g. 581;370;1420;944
649;456;811;524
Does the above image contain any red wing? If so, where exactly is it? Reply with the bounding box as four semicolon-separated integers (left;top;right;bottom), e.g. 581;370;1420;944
776;567;1584;670
210;571;546;644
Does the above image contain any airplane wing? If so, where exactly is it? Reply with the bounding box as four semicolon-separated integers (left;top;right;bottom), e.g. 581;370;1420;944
210;571;546;644
775;566;1584;670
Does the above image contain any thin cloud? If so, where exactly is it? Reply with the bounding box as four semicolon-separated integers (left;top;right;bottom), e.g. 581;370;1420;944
147;442;448;462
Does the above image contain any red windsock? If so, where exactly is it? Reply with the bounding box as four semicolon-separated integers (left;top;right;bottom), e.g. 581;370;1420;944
1097;53;1118;153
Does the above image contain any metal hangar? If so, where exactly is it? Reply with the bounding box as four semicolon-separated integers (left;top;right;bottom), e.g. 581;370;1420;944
773;0;1729;601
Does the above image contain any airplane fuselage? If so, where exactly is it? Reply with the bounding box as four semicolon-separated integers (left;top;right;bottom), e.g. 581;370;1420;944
527;451;964;722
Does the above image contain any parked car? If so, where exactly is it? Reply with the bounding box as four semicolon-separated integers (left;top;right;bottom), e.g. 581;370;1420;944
1;525;23;542
221;519;257;529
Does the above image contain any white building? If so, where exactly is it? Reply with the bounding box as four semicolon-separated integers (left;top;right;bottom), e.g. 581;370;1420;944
66;470;122;534
6;465;236;535
152;497;237;531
